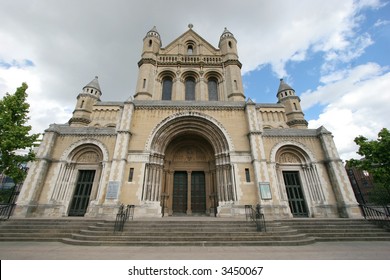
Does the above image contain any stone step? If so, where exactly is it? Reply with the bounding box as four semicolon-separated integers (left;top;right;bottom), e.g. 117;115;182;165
316;236;390;242
2;218;389;246
78;228;299;237
69;232;309;242
61;238;316;247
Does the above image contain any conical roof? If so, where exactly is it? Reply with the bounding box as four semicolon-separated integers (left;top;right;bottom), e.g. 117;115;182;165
146;26;161;39
277;78;294;94
220;27;235;40
84;76;101;92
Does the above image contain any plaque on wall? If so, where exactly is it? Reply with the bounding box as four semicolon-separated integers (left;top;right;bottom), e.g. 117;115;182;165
106;181;119;199
259;182;272;200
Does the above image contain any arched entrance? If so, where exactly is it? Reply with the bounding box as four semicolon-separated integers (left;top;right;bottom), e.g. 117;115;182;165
66;144;103;216
164;134;216;215
274;144;324;218
142;113;236;216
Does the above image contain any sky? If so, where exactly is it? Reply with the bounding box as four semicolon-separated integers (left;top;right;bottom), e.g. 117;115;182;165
0;0;389;161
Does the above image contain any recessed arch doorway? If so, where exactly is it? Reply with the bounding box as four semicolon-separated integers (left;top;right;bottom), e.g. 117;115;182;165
142;113;236;217
164;135;215;216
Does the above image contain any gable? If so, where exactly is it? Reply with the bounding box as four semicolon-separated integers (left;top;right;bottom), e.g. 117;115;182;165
161;29;220;56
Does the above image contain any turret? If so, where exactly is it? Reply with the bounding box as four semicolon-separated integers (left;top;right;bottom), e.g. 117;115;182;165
277;79;308;129
219;27;238;58
218;28;245;101
135;26;161;100
69;76;101;127
142;26;161;57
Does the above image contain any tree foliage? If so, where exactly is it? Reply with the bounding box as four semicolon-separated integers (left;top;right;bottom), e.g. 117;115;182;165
349;128;390;205
0;83;40;184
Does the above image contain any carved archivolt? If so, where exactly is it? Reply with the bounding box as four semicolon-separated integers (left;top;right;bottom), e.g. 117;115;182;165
60;138;109;163
146;111;233;154
270;140;316;164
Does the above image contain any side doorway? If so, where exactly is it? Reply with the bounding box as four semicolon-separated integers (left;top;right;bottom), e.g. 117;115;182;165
68;170;95;216
282;171;308;217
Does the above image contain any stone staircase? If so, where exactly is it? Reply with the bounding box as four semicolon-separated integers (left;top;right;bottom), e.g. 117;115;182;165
1;217;389;246
62;219;315;246
0;218;104;242
277;218;390;242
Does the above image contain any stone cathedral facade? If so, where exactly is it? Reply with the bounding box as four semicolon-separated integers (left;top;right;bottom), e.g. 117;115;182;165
14;26;361;219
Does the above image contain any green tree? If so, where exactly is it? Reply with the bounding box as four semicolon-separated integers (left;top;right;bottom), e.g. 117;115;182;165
349;128;390;205
0;83;40;185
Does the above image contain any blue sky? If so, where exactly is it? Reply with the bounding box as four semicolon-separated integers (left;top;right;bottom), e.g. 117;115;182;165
0;0;389;160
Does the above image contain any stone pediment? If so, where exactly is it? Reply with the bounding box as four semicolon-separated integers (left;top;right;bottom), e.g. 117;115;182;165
161;29;220;56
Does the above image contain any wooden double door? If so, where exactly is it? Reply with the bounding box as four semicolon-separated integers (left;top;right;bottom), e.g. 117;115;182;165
172;171;206;215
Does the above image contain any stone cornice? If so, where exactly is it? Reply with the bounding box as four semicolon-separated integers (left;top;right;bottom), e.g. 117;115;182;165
223;59;242;68
68;117;91;126
286;119;308;127
263;128;319;137
138;58;157;67
45;124;117;136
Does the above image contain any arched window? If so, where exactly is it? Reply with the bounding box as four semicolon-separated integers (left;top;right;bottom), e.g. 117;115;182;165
208;78;218;101
185;77;196;100
162;77;173;100
187;45;193;55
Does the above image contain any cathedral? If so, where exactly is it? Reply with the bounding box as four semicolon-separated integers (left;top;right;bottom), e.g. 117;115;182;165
14;26;361;219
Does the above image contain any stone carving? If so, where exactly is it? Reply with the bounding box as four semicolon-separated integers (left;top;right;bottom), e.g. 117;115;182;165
78;152;99;163
279;152;300;163
174;146;206;161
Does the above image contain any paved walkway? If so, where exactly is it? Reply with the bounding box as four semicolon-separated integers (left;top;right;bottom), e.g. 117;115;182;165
1;241;390;260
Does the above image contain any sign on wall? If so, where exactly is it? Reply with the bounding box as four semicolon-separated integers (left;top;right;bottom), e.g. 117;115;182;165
259;182;272;200
106;181;119;199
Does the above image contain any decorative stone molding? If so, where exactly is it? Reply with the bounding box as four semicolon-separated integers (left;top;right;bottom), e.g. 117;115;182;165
145;111;234;153
60;138;110;162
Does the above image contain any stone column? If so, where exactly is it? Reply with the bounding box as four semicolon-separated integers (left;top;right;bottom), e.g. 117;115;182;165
317;126;361;218
14;129;58;217
104;101;134;205
187;171;192;215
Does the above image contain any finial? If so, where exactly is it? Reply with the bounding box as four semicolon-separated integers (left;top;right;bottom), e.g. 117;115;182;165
188;23;193;29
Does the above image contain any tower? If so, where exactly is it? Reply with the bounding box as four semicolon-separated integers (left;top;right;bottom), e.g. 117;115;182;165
218;28;245;101
134;26;161;100
277;78;308;128
69;76;102;126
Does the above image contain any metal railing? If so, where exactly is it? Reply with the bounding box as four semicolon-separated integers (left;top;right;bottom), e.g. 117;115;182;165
0;203;15;220
245;204;266;232
359;204;390;228
114;204;134;232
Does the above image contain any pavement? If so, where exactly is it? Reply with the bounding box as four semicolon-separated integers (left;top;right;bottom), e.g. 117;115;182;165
1;240;390;260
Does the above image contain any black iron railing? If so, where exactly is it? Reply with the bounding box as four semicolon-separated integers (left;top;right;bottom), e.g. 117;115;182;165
359;204;390;228
245;204;266;232
0;203;15;220
114;204;134;232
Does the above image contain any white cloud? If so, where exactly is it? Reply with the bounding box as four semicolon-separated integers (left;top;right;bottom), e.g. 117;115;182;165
374;19;390;27
305;63;390;160
0;0;386;146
